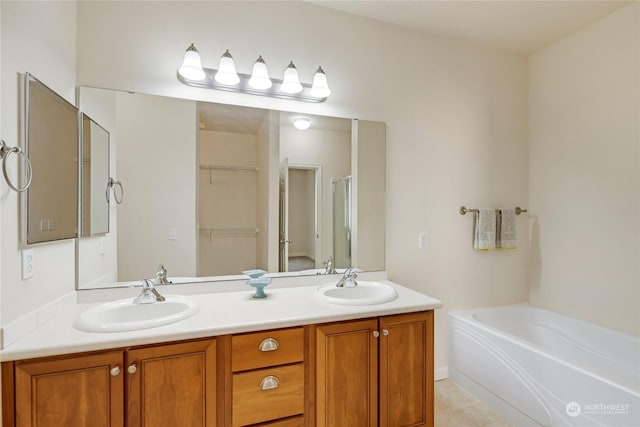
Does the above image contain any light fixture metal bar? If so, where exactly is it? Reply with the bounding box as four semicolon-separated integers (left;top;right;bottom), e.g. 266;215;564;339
177;67;327;103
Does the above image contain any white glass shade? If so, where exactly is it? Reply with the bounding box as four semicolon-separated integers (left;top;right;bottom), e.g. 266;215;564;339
281;61;303;94
215;49;240;85
248;55;272;90
293;117;311;130
310;66;331;98
178;44;206;81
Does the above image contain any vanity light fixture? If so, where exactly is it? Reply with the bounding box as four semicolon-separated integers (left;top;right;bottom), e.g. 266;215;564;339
214;49;240;85
176;44;331;103
248;55;272;90
281;61;303;94
293;117;311;130
178;43;206;81
310;66;331;98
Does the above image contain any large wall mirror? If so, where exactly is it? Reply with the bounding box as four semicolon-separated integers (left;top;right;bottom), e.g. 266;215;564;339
77;87;385;289
22;73;79;245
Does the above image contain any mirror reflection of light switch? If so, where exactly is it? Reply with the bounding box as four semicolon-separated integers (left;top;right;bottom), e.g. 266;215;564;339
169;228;177;240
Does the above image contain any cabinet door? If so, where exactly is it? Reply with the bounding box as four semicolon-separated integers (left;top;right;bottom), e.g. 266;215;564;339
379;311;434;427
14;351;124;427
126;339;216;427
315;318;378;427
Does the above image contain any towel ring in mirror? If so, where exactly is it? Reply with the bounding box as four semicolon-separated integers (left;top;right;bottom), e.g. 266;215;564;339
0;140;32;192
106;177;124;204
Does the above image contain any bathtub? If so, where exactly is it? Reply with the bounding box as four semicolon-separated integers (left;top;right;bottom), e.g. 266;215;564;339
448;304;639;427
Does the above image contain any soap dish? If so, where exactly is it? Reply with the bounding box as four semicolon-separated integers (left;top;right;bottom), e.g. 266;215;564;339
242;269;267;279
247;277;271;298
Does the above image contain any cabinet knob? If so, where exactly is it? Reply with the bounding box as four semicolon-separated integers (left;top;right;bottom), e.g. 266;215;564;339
382;329;389;336
259;337;280;352
127;364;137;374
260;375;280;391
110;366;121;377
372;331;380;338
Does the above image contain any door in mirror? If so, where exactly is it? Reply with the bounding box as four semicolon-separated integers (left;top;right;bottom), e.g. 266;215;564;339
80;113;110;237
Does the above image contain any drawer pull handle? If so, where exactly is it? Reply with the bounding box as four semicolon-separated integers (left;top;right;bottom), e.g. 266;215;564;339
110;366;121;377
260;375;280;391
259;337;280;352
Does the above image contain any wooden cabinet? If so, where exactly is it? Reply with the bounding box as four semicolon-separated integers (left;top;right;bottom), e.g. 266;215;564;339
315;311;434;427
2;311;435;427
126;339;217;427
229;327;305;426
12;351;124;427
3;339;216;427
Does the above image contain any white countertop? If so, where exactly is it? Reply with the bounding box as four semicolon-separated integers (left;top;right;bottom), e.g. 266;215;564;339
0;279;442;362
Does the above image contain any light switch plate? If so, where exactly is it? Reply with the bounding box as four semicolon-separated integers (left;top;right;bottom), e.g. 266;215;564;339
22;248;34;280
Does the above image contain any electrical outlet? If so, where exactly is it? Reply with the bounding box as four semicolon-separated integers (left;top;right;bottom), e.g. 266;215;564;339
418;232;428;249
169;228;177;240
22;249;34;280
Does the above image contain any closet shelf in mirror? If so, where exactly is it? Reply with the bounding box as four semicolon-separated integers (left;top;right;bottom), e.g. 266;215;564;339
199;227;259;238
199;165;258;171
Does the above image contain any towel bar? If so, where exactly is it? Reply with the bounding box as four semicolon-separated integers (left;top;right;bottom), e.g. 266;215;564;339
459;206;527;215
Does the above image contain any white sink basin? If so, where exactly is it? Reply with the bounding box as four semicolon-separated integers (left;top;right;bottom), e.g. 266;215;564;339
74;295;198;333
317;281;398;306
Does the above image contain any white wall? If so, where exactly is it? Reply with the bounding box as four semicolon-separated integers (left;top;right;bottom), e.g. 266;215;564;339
529;3;640;335
1;1;77;326
74;0;530;372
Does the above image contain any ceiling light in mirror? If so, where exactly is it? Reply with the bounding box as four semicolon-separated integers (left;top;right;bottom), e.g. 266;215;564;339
214;49;240;85
248;55;272;90
293;117;311;130
310;66;331;98
281;61;303;94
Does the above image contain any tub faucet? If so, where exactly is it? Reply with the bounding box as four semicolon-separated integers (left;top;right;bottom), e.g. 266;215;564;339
336;267;359;288
155;264;170;285
324;256;337;275
133;279;166;304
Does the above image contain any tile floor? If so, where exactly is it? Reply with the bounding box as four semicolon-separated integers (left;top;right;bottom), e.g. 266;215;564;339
435;380;514;427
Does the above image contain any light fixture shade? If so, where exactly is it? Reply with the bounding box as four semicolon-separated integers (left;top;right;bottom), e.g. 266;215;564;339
281;61;303;94
310;66;331;98
215;49;240;85
248;55;272;90
293;117;311;130
178;43;206;81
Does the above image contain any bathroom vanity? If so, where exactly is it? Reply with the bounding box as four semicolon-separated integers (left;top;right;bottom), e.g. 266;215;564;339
0;280;440;427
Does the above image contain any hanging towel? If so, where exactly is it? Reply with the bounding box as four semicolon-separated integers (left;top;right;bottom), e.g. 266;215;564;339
497;208;517;249
473;208;496;250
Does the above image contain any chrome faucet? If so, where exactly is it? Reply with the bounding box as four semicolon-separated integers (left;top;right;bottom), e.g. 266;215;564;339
324;256;337;275
133;279;166;304
336;267;360;287
154;264;170;285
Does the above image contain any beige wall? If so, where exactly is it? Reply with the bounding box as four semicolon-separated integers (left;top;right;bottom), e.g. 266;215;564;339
1;1;77;326
116;92;197;280
280;125;351;266
288;168;315;259
199;130;258;275
529;3;640;335
77;88;118;288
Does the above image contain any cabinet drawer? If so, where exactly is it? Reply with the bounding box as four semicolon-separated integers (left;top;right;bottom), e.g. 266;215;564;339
253;416;304;426
232;327;304;372
232;363;305;426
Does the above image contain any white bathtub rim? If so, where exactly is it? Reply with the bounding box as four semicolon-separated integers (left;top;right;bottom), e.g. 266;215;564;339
448;304;640;397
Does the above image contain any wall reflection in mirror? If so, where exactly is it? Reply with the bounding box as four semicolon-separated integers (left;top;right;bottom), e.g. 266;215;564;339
77;87;385;289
